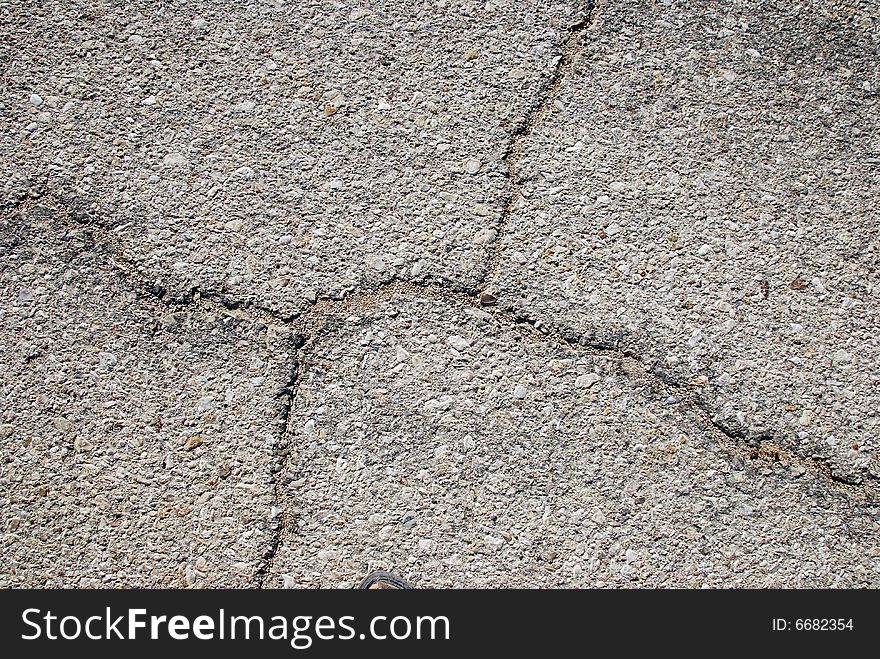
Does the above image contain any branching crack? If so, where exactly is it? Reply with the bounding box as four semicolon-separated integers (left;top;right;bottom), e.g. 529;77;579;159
6;0;876;589
9;191;877;590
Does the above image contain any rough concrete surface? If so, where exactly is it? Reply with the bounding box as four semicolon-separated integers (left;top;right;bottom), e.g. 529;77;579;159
0;204;294;586
2;0;581;316
1;0;878;588
270;292;876;587
492;0;880;483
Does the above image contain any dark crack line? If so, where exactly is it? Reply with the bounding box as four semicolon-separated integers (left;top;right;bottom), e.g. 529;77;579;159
9;0;876;585
478;0;601;294
7;195;309;588
27;194;300;326
294;280;878;505
11;194;878;591
495;307;877;497
254;333;305;589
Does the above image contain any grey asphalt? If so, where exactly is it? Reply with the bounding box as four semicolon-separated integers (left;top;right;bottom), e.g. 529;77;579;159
1;0;878;588
492;0;880;484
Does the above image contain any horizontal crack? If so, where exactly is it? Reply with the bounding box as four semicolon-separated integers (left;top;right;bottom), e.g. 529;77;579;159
6;0;873;594
14;194;879;507
505;311;876;496
18;193;299;327
290;280;878;507
8;0;875;575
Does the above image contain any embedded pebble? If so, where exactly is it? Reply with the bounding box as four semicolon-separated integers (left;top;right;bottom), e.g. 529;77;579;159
575;373;599;388
162;152;188;167
464;158;482;174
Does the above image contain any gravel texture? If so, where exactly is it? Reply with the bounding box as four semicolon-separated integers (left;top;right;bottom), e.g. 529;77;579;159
1;0;583;316
269;293;878;587
1;0;878;589
0;203;294;586
492;0;880;483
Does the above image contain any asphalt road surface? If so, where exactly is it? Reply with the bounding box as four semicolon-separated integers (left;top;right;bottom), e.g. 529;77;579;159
1;0;878;587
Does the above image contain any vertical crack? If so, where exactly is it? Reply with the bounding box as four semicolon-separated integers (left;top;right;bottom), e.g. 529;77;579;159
11;1;874;588
255;333;305;588
480;0;601;295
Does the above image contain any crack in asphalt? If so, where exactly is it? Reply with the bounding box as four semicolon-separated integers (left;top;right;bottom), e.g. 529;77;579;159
8;197;878;589
254;332;304;589
6;1;876;588
478;0;601;295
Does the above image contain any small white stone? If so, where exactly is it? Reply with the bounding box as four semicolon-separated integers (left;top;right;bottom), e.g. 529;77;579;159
464;158;482;174
365;255;386;272
513;384;528;399
142;95;157;105
162;152;188;167
446;335;470;350
424;396;453;411
575;373;600;388
29;93;43;107
832;349;851;365
484;535;504;548
472;228;497;245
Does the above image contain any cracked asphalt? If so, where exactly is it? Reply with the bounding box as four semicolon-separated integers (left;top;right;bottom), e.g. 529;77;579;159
1;0;878;588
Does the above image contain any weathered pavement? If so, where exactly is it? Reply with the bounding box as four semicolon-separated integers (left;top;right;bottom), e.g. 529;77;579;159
1;0;878;587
